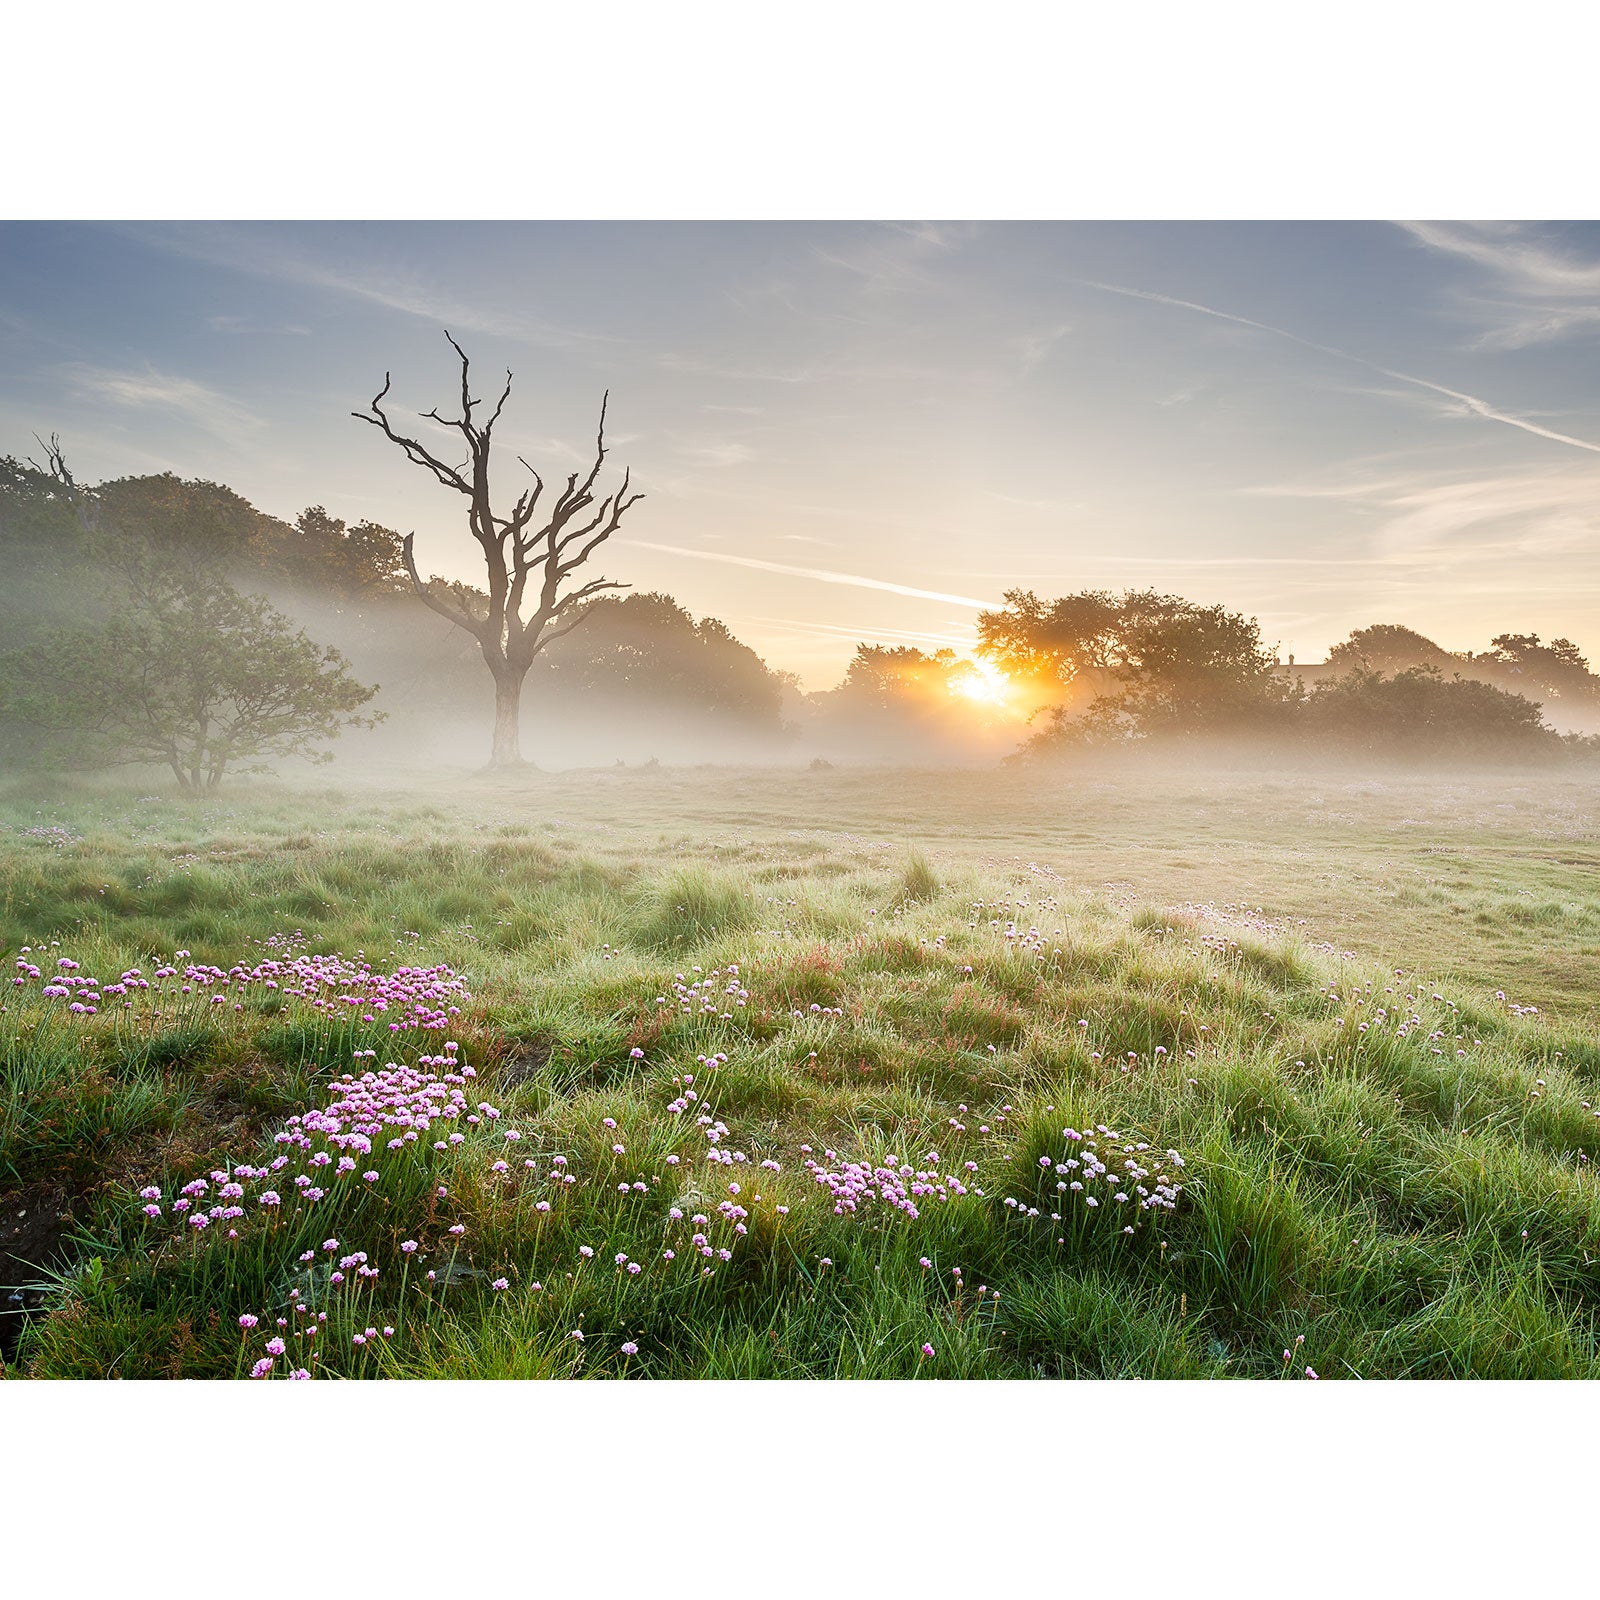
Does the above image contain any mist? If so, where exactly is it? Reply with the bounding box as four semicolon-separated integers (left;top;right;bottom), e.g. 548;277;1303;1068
233;567;1600;778
239;571;1050;775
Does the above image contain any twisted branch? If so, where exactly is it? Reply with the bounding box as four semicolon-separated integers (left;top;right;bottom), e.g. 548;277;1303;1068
357;332;643;690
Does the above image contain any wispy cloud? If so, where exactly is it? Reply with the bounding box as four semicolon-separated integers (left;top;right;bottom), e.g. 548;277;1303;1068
1396;221;1600;349
629;540;998;608
882;222;979;251
58;362;262;443
1249;461;1600;566
0;398;187;479
657;350;835;385
1079;277;1600;456
117;224;620;355
205;313;311;337
751;615;978;650
1014;321;1072;374
1397;222;1600;296
945;551;1379;576
811;222;976;296
674;439;757;470
659;345;971;393
745;614;979;659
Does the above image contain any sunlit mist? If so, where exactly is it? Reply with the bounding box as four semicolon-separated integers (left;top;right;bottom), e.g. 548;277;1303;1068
950;657;1013;707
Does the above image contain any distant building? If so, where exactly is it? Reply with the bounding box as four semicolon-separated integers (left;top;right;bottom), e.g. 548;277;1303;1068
1273;658;1339;688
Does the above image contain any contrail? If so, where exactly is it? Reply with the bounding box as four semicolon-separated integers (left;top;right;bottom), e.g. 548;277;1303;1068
629;540;998;608
751;616;980;649
1080;279;1600;456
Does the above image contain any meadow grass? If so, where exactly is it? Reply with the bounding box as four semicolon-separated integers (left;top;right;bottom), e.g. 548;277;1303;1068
2;764;1598;1378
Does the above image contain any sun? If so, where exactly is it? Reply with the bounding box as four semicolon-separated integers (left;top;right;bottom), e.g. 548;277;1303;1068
950;658;1012;706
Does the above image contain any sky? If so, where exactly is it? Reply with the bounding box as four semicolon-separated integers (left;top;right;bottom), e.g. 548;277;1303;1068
4;219;1600;687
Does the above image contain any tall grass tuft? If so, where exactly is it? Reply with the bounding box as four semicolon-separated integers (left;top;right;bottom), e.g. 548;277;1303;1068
631;867;756;951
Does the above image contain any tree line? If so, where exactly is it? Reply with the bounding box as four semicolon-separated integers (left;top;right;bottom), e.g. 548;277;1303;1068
6;447;1597;783
0;445;790;785
3;333;1597;784
976;588;1600;763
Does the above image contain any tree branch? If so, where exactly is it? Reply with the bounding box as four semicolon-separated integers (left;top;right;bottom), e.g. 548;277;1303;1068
526;590;629;658
400;533;490;642
352;374;474;496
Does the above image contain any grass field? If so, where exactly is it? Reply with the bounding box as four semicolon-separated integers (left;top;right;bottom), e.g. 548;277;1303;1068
3;762;1599;1379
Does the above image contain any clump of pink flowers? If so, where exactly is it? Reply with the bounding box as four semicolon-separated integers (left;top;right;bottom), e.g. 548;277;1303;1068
1002;1123;1186;1241
10;943;470;1033
133;1039;533;1377
803;1148;980;1219
655;964;749;1020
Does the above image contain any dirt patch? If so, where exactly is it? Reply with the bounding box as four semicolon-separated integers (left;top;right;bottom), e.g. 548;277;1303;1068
0;1186;75;1364
494;1036;555;1088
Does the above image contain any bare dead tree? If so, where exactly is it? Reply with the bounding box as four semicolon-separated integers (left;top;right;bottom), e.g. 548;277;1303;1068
353;332;643;768
28;431;76;491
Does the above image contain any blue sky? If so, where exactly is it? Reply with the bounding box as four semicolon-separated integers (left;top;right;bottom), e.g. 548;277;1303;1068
4;219;1600;684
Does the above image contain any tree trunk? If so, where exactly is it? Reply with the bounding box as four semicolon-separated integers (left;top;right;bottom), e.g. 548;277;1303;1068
489;670;527;768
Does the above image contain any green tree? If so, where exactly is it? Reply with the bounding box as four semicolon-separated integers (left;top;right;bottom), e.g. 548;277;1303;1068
92;471;271;571
89;476;409;602
0;450;94;642
537;591;785;727
988;587;1290;750
1325;623;1456;675
834;644;968;712
976;587;1124;706
1302;666;1558;762
2;577;381;789
1474;633;1600;706
264;506;409;599
0;445;381;789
